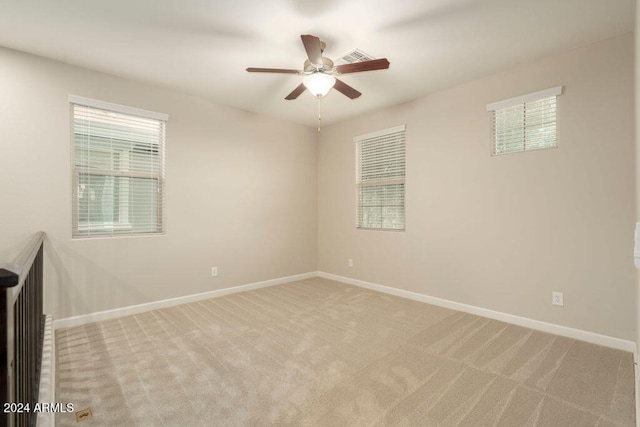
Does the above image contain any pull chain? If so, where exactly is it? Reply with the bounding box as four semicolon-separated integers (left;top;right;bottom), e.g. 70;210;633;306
317;95;322;133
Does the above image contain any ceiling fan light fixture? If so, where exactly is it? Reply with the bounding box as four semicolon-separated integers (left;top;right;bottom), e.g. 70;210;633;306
302;73;336;98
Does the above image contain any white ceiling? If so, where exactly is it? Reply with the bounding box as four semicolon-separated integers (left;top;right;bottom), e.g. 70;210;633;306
0;0;635;127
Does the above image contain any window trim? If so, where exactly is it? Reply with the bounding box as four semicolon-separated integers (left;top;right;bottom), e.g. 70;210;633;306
68;95;169;122
355;124;406;231
69;95;168;238
485;86;562;112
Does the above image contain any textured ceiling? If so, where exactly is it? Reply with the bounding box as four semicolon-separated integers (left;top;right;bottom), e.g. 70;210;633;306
0;0;634;127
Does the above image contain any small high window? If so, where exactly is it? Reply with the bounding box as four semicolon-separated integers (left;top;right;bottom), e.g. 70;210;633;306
487;86;562;155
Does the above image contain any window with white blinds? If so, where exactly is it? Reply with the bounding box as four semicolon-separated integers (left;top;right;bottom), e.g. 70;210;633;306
487;86;562;155
70;95;168;238
355;125;406;231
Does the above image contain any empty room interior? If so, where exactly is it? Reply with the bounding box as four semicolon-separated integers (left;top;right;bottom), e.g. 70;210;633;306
1;0;640;425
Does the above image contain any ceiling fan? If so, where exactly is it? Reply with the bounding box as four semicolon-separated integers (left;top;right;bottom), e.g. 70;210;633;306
246;34;390;100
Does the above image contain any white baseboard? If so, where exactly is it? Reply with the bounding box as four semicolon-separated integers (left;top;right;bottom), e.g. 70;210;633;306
635;351;639;427
318;271;636;354
53;272;317;330
53;270;635;354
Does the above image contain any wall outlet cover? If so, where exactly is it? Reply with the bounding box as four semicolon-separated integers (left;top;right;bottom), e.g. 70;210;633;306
552;291;564;306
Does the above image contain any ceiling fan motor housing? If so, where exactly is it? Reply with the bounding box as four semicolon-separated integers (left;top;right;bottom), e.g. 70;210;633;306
303;57;334;74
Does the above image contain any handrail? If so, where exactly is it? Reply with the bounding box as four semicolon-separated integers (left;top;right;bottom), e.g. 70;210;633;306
0;231;46;427
0;231;46;289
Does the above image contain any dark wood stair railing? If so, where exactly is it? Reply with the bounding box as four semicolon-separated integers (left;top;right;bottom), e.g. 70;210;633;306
0;232;46;427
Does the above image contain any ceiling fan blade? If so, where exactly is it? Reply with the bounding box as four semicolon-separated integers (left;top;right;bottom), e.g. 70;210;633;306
334;78;362;99
301;34;323;66
335;58;390;74
285;83;307;100
246;67;301;74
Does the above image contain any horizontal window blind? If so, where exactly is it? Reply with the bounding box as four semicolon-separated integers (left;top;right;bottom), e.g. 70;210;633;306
355;125;406;230
70;96;167;238
488;86;561;155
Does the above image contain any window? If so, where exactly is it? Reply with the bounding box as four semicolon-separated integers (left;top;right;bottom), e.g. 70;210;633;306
355;125;406;230
487;86;562;155
70;95;168;238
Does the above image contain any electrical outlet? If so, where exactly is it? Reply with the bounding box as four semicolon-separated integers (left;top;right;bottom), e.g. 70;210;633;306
211;267;218;277
348;259;353;268
552;291;563;306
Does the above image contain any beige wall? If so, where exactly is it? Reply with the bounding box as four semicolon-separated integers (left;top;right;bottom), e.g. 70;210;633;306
318;34;636;340
0;47;318;319
635;1;640;356
0;33;635;342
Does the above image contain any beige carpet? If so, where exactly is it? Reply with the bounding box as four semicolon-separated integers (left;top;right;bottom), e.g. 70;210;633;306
56;278;635;426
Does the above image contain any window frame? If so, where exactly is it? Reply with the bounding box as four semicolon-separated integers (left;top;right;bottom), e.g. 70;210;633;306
354;125;406;231
487;86;562;156
69;95;168;238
